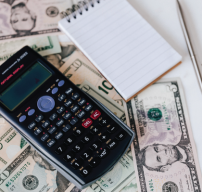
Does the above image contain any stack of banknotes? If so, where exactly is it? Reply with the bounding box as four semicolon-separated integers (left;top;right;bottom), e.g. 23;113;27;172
0;1;202;192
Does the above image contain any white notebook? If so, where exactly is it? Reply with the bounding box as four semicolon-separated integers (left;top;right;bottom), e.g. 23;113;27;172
58;0;182;101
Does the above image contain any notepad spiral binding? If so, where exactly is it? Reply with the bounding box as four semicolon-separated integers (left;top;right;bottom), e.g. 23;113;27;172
60;0;101;21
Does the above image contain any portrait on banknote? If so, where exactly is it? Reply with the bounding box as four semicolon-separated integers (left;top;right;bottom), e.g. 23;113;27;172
125;79;202;192
0;0;71;41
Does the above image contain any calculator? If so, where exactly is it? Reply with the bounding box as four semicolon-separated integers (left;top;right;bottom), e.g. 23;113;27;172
0;46;135;189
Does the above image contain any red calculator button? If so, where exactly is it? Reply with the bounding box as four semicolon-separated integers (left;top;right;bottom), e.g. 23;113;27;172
82;118;93;128
90;110;101;120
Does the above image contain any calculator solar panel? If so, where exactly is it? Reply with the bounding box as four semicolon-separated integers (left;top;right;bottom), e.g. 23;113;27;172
0;46;135;189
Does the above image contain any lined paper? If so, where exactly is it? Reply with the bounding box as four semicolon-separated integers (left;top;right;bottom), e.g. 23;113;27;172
59;0;182;100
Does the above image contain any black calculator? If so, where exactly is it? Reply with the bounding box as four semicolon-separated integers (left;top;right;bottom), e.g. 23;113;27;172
0;46;135;189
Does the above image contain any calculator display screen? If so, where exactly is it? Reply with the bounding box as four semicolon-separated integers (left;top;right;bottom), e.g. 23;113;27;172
0;62;52;111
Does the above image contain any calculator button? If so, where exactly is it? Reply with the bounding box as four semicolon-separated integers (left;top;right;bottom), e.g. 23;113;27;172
99;148;109;159
58;80;65;87
65;88;73;95
71;159;82;169
28;122;36;129
47;139;56;147
56;119;64;127
34;127;42;135
49;113;57;121
72;93;80;100
81;134;92;143
42;120;50;128
99;118;109;127
89;158;100;167
35;114;44;122
28;109;35;116
99;133;109;142
90;141;101;151
85;104;93;112
82;118;93;128
63;152;74;162
80;166;91;177
71;105;79;113
37;96;55;113
64;135;76;145
48;126;57;134
78;98;86;106
70;117;78;125
81;150;92;160
64;99;73;107
55;144;67;155
72;142;83;152
90;110;101;120
57;106;65;114
19;115;26;122
58;94;66;102
115;131;126;140
107;140;118;149
77;111;86;119
55;132;63;140
62;124;71;132
73;127;84;136
41;133;49;142
90;125;101;134
63;112;72;120
107;125;118;133
52;87;58;94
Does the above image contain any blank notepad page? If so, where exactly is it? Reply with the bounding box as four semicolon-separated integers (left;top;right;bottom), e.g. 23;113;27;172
59;0;182;101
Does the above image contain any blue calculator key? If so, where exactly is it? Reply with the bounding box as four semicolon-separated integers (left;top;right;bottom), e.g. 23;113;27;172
34;127;42;135
47;139;56;147
85;104;93;112
64;99;73;107
49;113;57;121
65;88;73;95
78;98;86;106
48;126;57;134
52;87;58;94
77;111;85;119
28;122;36;129
56;119;64;127
42;120;50;128
71;105;79;113
70;117;78;125
63;124;71;132
28;109;35;116
58;80;65;87
19;115;26;122
63;112;72;120
35;114;43;122
37;96;55;113
72;93;80;100
55;132;63;140
41;133;49;141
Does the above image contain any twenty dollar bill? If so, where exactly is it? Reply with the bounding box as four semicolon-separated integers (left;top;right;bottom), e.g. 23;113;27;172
124;78;202;192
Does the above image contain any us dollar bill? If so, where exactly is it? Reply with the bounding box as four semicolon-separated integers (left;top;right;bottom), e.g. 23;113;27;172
0;0;72;42
0;145;75;192
120;178;138;192
0;36;61;65
0;122;27;171
58;50;123;106
124;78;202;192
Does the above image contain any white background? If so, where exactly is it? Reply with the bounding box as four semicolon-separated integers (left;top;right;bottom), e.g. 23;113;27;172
127;0;202;171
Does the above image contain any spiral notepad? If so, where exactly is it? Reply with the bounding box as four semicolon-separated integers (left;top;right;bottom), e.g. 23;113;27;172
58;0;182;102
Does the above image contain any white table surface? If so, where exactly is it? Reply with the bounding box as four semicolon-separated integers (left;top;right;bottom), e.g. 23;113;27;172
127;0;202;172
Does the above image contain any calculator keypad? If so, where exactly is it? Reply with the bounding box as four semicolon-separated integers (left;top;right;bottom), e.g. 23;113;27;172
21;77;130;180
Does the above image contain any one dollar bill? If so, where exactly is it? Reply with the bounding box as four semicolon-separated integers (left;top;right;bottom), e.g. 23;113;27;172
124;78;202;192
